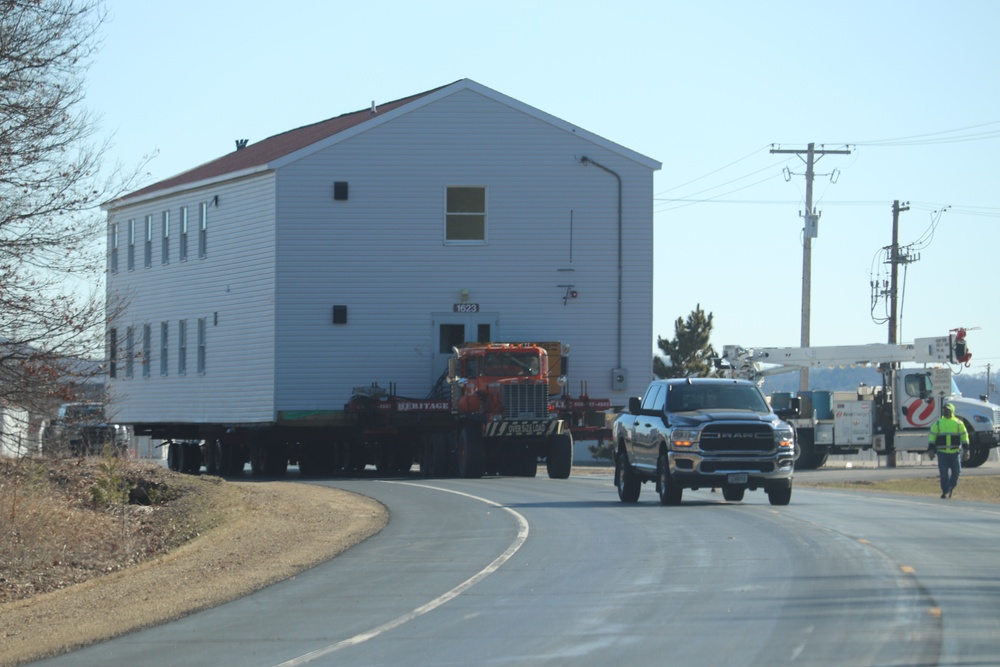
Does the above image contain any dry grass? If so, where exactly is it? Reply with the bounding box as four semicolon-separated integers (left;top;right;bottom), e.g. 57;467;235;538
802;474;1000;502
0;456;226;605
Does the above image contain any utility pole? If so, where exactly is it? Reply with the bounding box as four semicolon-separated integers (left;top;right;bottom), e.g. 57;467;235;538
770;143;851;391
887;200;913;345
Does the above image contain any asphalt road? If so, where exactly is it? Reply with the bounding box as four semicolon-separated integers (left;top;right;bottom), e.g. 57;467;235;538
34;466;1000;667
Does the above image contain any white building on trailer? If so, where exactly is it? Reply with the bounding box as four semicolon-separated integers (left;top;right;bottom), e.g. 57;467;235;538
103;79;660;430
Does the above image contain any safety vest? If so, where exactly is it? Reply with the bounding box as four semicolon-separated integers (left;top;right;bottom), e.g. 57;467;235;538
929;415;969;454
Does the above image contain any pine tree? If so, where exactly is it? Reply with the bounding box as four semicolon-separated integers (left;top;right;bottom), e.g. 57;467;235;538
653;304;716;378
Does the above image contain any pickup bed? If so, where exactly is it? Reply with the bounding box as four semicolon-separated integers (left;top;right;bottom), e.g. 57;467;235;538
612;377;796;505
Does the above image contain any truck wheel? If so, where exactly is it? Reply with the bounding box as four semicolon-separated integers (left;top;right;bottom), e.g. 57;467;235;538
458;426;486;478
722;486;745;502
767;487;792;506
657;453;682;506
546;432;573;479
795;430;829;470
521;448;538;477
965;446;990;468
166;442;180;471
616;450;641;502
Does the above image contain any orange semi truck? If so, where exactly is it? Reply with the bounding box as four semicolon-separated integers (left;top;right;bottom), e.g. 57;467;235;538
161;342;612;480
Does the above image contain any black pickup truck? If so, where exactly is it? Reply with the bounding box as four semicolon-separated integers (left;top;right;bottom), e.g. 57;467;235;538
611;377;796;505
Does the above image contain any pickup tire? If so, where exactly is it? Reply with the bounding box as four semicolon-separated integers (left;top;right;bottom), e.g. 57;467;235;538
616;450;640;502
546;432;573;479
767;486;792;506
657;453;683;506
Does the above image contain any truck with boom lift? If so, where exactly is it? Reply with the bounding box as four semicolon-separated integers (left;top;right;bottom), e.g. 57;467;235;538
717;329;1000;469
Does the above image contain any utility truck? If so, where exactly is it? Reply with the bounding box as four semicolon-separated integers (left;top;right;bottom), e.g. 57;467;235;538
161;342;610;479
718;329;1000;469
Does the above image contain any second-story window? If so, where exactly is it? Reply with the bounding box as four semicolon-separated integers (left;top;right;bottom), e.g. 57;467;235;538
179;206;188;261
127;219;135;270
144;215;152;268
198;202;208;258
110;223;119;273
445;186;487;243
162;211;170;264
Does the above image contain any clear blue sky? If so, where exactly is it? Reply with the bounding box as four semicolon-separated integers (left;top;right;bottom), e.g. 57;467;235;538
86;0;1000;374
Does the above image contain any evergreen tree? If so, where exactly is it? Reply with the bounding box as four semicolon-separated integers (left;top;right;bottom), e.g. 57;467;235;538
653;304;716;378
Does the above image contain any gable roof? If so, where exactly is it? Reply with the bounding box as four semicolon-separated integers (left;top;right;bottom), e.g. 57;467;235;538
106;79;660;210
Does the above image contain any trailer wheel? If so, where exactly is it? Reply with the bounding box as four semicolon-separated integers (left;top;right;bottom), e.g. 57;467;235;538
204;440;222;476
521;448;538;477
546;432;573;479
616;449;640;502
429;432;451;477
458;426;485;478
166;442;180;471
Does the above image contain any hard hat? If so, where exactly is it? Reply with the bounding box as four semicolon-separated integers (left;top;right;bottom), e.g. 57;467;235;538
944;403;956;412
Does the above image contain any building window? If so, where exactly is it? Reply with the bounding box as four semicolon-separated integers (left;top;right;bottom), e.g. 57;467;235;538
178;319;187;376
110;223;119;273
445;186;486;243
179;206;188;261
127;219;135;270
160;322;169;376
142;323;151;378
197;317;206;374
162;211;170;264
125;326;134;378
198;202;208;258
109;328;117;378
144;215;153;268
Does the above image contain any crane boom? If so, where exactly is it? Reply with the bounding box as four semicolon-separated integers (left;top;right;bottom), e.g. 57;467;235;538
720;336;957;381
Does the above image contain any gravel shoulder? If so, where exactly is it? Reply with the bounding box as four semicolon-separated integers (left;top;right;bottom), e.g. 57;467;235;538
0;478;388;667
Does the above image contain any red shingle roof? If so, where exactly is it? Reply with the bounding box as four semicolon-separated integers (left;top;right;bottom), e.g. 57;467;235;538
112;82;453;206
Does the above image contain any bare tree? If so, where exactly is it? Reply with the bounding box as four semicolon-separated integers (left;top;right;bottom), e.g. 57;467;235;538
0;0;144;413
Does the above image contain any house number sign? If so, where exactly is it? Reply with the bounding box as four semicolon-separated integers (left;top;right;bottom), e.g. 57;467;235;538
453;303;480;313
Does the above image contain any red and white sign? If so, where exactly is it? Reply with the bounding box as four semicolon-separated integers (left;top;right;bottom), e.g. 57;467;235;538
901;397;937;428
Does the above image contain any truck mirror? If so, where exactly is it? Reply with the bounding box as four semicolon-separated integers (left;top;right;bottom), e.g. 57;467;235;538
628;397;642;414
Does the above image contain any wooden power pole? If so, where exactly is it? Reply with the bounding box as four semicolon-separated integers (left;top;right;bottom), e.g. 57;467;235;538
770;143;851;391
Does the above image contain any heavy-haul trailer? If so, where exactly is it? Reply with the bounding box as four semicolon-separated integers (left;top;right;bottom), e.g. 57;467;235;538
160;342;612;479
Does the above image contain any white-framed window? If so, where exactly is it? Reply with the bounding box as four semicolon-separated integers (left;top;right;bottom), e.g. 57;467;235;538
179;206;188;261
178;319;187;375
144;215;153;268
198;202;208;258
445;186;487;243
197;317;206;374
162;211;170;264
127;219;135;270
125;326;135;378
142;323;151;378
110;223;119;273
160;322;169;376
109;328;118;379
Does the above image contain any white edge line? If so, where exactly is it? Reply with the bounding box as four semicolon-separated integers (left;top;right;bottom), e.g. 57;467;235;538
273;482;529;667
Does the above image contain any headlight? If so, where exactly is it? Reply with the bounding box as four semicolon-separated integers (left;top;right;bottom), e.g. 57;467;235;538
776;425;795;450
670;429;699;448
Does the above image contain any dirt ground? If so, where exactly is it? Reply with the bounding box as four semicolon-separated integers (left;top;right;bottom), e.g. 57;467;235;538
0;461;388;667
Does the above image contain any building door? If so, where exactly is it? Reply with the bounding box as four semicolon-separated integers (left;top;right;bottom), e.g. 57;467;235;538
431;312;500;387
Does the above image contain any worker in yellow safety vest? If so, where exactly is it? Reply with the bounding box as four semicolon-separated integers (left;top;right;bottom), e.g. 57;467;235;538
928;403;969;499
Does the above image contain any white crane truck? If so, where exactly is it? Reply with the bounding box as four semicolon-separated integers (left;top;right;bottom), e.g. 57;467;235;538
718;330;1000;470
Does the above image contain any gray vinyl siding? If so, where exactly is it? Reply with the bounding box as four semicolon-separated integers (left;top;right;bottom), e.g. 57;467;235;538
272;89;653;409
106;172;278;423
